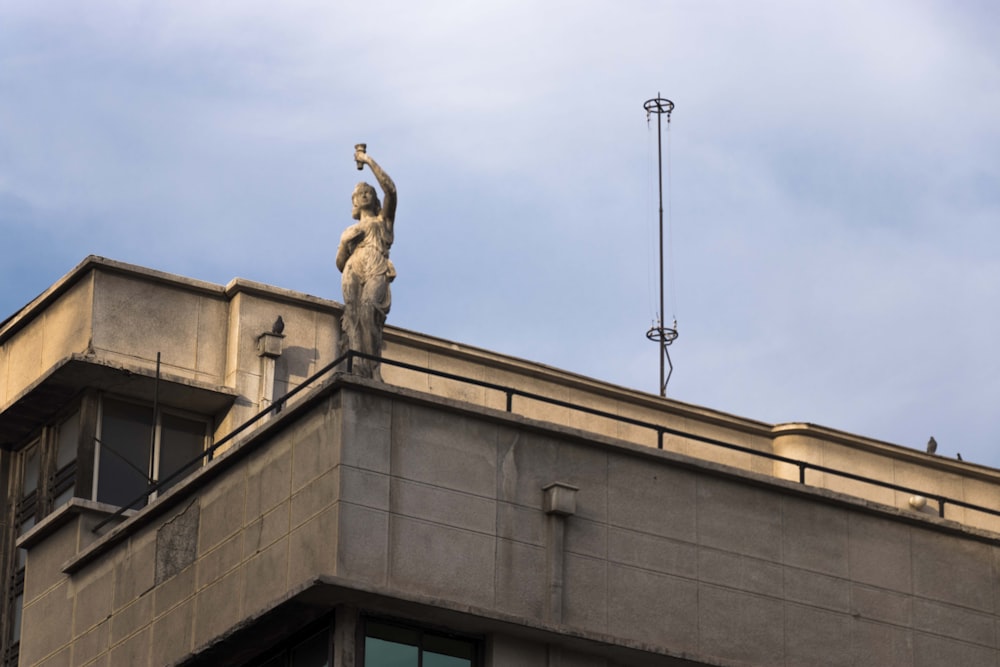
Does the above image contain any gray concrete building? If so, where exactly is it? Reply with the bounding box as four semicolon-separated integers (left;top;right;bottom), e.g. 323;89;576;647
4;256;1000;666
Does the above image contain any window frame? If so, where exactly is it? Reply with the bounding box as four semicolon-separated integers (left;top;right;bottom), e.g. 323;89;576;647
3;404;80;667
3;439;39;667
50;409;81;510
92;395;211;508
359;616;481;667
14;403;85;521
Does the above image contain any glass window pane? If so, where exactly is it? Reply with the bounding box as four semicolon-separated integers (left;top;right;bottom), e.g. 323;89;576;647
97;399;153;508
56;410;81;469
157;413;206;491
423;653;472;667
366;622;419;647
364;637;418;667
10;593;23;644
18;514;35;537
364;621;476;667
290;628;330;667
53;486;74;509
423;635;474;660
22;444;40;496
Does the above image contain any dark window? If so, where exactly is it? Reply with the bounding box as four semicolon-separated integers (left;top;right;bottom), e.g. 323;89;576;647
6;441;40;664
95;399;153;507
3;407;79;666
250;626;331;667
21;444;39;498
95;398;209;508
52;410;80;509
363;620;476;667
157;412;209;494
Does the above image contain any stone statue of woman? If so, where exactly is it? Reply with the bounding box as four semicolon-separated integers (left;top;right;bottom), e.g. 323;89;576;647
336;145;397;380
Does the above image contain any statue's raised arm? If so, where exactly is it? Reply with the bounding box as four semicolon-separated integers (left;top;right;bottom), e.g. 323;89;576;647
355;145;396;224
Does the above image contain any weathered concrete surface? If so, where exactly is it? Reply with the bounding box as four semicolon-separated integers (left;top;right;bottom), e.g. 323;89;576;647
9;258;1000;666
17;380;1000;666
4;257;1000;536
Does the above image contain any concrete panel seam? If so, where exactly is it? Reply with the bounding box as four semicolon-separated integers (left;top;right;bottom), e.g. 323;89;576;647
375;500;499;538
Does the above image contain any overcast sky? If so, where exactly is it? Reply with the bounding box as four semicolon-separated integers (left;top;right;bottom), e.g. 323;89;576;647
2;1;999;466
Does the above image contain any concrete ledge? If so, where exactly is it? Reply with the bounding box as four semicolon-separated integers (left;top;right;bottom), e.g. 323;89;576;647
0;256;226;342
16;498;135;551
180;576;742;667
223;277;344;313
773;421;999;480
1;353;237;448
62;371;1000;580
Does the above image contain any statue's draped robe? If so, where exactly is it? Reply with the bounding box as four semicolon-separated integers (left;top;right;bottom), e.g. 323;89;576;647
338;215;395;379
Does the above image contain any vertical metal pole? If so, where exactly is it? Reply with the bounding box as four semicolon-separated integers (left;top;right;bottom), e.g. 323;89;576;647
149;352;161;492
644;94;674;398
655;101;666;397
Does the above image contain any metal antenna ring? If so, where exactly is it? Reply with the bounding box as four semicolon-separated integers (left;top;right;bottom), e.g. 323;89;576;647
643;97;674;116
646;325;678;346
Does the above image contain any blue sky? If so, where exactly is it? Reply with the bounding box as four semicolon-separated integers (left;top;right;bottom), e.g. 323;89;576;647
2;1;999;465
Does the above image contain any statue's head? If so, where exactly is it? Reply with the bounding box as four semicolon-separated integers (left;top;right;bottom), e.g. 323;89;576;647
352;182;381;219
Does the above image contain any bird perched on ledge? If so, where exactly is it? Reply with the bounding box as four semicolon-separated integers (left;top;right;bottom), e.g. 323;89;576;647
926;436;937;454
272;315;285;335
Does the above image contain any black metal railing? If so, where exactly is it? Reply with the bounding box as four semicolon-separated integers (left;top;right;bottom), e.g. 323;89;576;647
92;350;1000;534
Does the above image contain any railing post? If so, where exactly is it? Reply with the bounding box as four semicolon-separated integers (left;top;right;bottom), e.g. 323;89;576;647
799;464;806;484
506;391;513;412
938;498;946;518
346;351;354;373
657;429;664;450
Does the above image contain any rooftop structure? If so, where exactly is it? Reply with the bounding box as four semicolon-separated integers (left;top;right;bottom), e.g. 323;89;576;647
3;256;1000;666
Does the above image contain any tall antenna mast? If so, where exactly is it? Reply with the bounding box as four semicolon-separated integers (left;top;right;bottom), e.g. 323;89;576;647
644;93;677;397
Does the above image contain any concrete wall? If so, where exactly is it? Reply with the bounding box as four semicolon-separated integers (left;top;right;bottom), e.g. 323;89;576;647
218;284;340;436
0;272;94;409
332;387;1000;666
18;380;1000;666
0;259;343;444
17;397;342;667
382;336;1000;534
89;270;228;386
4;256;1000;540
772;428;1000;532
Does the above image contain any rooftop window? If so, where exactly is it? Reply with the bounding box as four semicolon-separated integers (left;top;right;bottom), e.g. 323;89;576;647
94;397;209;508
